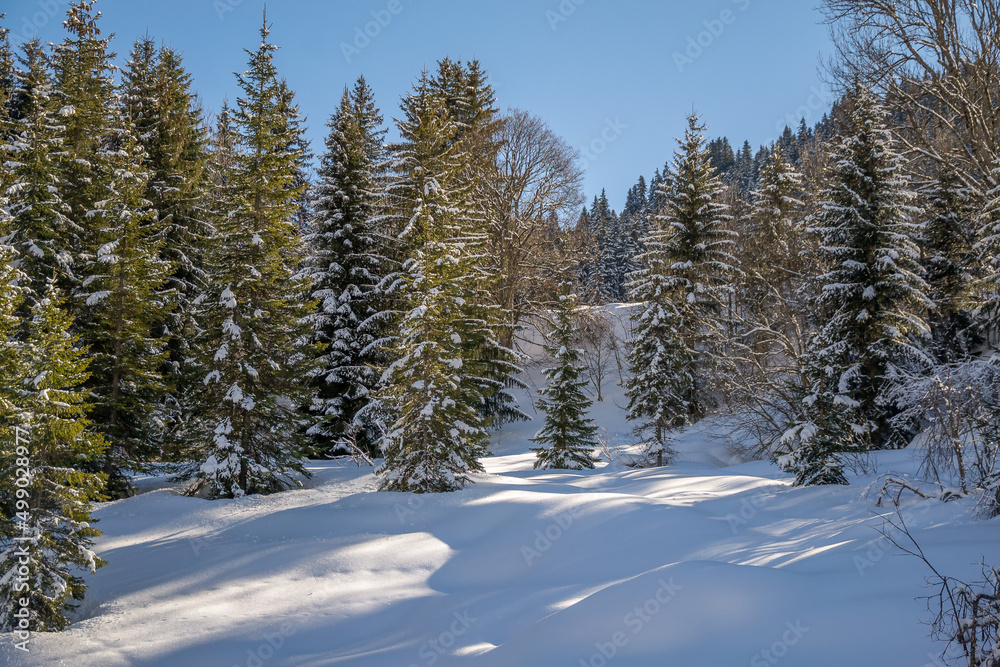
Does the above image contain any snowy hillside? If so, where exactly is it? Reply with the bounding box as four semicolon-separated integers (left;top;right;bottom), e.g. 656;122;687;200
2;354;996;667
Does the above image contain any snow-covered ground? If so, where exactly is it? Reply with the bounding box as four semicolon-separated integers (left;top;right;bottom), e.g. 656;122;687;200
3;438;996;665
2;315;997;666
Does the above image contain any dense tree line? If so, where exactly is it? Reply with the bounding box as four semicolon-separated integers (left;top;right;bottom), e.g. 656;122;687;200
574;55;997;494
594;82;998;489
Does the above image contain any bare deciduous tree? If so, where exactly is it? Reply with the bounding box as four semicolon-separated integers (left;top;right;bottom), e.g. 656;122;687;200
823;0;1000;187
887;360;1000;516
480;109;585;346
879;511;1000;667
577;309;623;403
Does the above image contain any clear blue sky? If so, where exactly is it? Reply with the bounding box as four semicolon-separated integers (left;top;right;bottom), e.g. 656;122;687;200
5;0;834;211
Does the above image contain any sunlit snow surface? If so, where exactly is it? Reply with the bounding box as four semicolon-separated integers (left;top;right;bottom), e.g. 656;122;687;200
4;446;995;665
3;311;997;666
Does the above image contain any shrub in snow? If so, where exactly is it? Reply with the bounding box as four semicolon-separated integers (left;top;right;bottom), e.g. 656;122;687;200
888;359;1000;517
882;513;1000;667
576;309;622;404
776;374;854;486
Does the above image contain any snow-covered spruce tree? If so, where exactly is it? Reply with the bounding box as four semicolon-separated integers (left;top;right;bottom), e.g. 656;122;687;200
775;342;856;486
168;102;235;464
0;17;16;205
0;253;31;629
305;77;390;457
625;217;692;464
0;244;21;617
600;212;634;303
588;191;616;301
375;73;492;493
728;144;813;448
182;19;319;499
275;77;314;232
80;123;173;498
608;194;648;305
647;168;668;218
5;40;75;298
780;86;932;484
741;144;806;337
531;275;597;470
0;281;106;632
569;205;602;302
429;59;527;428
0;14;11;98
642;113;738;420
203;100;239;218
51;1;117;295
918;157;980;363
614;179;648;298
978;164;1000;339
0;247;21;416
121;38;212;411
728;139;759;201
